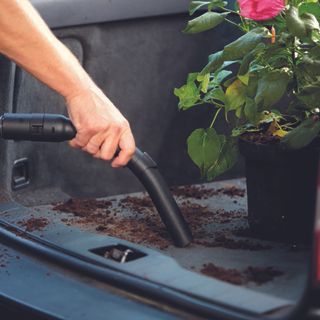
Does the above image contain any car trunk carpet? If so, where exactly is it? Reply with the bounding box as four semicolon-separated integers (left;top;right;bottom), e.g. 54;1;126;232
0;178;308;315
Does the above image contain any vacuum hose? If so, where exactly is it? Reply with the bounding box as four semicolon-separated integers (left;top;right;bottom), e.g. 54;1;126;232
0;113;193;247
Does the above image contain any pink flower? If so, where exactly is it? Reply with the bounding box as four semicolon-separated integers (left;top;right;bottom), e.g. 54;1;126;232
238;0;285;21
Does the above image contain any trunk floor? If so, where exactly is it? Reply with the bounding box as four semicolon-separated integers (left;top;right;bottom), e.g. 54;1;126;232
12;178;309;302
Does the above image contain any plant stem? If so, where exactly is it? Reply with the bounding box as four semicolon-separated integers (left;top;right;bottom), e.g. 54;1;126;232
225;18;241;29
291;36;298;94
210;107;222;128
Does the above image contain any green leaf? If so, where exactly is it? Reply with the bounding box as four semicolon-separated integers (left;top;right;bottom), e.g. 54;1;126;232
244;97;259;124
223;76;237;88
299;2;320;21
232;123;259;137
174;73;200;110
189;0;227;15
238;52;255;76
238;43;265;76
238;73;249;85
225;79;246;112
197;73;210;93
208;0;228;10
246;73;259;98
201;51;224;74
187;128;222;176
189;1;211;15
215;70;232;84
223;28;270;61
207;137;238;180
301;12;320;33
296;84;320;109
286;6;307;39
183;12;229;34
204;86;225;103
300;55;320;77
280;118;320;149
254;70;290;108
311;29;320;42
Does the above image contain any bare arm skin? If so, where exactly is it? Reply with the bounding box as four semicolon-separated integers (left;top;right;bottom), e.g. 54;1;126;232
0;0;135;167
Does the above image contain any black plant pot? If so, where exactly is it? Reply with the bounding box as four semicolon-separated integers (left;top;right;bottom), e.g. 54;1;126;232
239;137;319;244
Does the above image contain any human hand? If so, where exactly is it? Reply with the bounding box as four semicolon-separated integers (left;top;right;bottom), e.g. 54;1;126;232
65;84;135;167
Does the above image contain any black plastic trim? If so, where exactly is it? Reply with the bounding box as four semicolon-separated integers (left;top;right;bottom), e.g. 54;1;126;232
0;219;270;320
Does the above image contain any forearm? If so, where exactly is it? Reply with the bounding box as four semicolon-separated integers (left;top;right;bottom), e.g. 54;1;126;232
0;0;135;165
0;0;89;99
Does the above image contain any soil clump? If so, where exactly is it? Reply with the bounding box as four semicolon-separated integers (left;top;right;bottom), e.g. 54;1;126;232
53;198;112;217
201;263;284;285
17;217;49;232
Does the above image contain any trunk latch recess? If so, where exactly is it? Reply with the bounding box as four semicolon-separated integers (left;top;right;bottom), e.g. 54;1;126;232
90;244;147;263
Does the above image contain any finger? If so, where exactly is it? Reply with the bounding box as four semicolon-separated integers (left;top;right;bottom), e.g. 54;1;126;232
111;130;136;167
97;134;119;161
69;139;82;149
82;133;106;155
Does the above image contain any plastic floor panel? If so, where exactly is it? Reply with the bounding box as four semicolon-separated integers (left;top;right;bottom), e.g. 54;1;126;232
0;242;180;320
0;178;309;316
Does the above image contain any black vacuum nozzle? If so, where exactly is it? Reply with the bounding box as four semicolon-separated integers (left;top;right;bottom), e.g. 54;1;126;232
0;113;76;142
0;113;193;247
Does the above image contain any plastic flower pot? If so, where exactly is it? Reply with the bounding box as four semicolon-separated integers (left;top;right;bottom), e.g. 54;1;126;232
238;137;319;244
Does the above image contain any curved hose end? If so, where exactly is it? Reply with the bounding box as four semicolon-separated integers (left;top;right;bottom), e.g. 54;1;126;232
173;227;193;248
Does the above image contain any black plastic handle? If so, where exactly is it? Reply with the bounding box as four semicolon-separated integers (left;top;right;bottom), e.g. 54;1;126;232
0;113;193;247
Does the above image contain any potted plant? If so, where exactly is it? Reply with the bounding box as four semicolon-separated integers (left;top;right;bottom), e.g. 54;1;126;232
174;0;320;243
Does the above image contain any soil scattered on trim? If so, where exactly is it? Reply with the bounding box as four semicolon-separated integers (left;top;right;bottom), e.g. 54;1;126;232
0;248;10;268
17;217;49;232
201;263;284;285
195;233;272;251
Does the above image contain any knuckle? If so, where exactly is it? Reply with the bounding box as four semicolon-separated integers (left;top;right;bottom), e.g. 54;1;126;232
100;153;113;161
121;119;130;130
111;126;121;135
86;147;97;155
115;119;129;131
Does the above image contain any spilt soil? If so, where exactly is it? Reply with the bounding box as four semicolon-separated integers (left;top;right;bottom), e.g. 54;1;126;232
201;263;284;285
49;185;288;286
119;196;154;214
17;217;49;232
0;248;10;268
244;266;285;284
52;192;265;251
53;198;112;217
195;233;272;251
170;185;245;199
53;196;170;250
